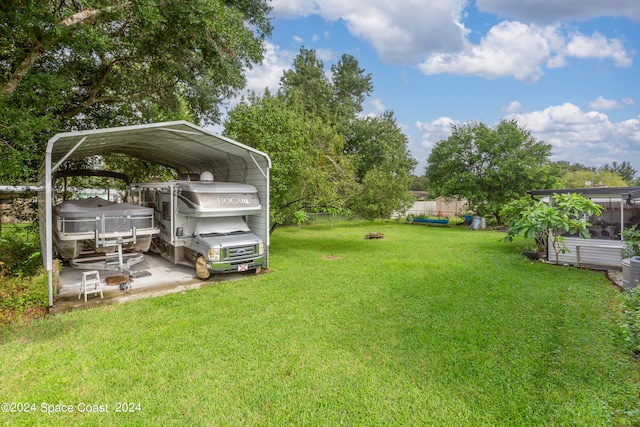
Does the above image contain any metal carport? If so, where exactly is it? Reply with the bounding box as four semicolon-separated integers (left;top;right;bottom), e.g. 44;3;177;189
38;121;271;307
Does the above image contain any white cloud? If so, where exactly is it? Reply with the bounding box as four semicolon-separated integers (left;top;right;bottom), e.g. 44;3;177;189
270;2;633;82
564;31;632;67
271;0;470;65
243;42;295;95
588;96;625;110
416;117;458;150
418;22;632;82
503;101;523;113
476;0;640;23
409;117;458;171
506;103;640;167
269;0;318;18
367;98;386;116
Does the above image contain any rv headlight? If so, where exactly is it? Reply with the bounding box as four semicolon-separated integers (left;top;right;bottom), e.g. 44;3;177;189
258;242;264;255
208;248;220;261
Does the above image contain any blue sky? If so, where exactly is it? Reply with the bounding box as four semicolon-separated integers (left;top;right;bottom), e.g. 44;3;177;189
225;0;640;176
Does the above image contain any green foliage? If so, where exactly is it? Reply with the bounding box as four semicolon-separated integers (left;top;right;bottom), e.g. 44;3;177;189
225;47;414;226
0;271;48;324
330;54;374;133
0;226;48;324
102;153;177;184
562;169;627;188
410;175;429;191
621;225;640;259
502;193;603;263
601;161;637;185
620;288;640;357
280;47;335;122
353;167;415;221
0;0;272;184
0;227;43;277
224;93;357;227
426;119;561;222
345;112;417;181
292;210;309;229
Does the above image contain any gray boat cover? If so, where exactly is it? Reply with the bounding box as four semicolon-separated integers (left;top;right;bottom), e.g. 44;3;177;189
53;197;154;233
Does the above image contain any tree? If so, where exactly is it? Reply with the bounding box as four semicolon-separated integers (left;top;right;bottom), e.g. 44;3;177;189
501;193;603;264
279;47;334;122
279;48;373;132
561;169;627;188
227;47;414;225
600;161;637;185
344;112;416;219
0;0;272;183
351;167;415;221
329;54;373;133
345;112;416;181
223;93;357;230
425;119;560;222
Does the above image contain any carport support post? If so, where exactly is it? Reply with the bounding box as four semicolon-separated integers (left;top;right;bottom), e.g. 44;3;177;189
46;150;54;307
44;136;87;307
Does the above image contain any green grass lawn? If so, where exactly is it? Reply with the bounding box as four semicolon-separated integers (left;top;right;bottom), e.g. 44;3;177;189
1;221;638;426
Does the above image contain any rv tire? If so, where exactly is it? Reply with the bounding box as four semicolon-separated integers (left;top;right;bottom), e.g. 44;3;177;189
195;255;211;280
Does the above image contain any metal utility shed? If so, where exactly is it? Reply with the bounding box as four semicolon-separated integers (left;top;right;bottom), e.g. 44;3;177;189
38;121;271;307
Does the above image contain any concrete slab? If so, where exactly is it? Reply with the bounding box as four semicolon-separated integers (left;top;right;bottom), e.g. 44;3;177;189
50;253;249;315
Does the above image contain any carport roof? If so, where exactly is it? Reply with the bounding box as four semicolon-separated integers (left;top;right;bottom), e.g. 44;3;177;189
42;120;270;175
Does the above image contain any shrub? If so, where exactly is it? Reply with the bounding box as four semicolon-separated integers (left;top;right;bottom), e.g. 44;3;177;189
620;288;640;357
0;226;42;277
0;225;48;323
621;225;640;259
0;271;49;324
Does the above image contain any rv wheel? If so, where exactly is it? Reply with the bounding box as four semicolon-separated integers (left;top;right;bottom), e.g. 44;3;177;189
195;256;211;280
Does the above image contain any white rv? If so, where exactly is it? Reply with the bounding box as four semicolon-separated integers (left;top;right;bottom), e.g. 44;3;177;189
129;174;265;279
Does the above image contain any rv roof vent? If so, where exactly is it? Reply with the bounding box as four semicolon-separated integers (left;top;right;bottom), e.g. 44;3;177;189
200;171;214;181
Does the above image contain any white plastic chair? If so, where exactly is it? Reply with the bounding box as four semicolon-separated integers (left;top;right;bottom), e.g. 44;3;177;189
79;271;104;302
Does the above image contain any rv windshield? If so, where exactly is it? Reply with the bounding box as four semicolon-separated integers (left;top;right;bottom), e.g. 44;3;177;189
192;216;250;236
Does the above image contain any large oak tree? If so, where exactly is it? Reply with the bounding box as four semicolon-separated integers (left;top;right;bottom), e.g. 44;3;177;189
0;0;272;183
426;119;561;222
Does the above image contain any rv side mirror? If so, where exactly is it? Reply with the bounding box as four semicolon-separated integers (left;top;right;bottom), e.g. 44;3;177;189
176;227;183;237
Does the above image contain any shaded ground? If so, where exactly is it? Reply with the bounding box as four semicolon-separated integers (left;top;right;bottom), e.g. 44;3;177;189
49;253;254;315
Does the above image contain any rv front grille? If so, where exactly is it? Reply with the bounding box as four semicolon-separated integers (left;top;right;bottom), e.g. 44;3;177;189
225;245;256;260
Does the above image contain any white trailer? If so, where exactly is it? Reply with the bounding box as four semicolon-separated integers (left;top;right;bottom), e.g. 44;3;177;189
129;174;265;279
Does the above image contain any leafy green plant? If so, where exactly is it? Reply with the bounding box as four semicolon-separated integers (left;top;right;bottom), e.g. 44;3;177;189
621;225;640;259
502;193;603;264
620;288;640;357
0;225;48;324
0;227;42;277
0;271;48;324
292;210;310;229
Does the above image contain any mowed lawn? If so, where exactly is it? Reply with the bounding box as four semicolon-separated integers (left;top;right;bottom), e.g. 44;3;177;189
0;221;638;426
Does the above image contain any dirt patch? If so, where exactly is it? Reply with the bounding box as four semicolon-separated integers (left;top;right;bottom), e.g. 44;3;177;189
365;233;384;240
323;255;342;261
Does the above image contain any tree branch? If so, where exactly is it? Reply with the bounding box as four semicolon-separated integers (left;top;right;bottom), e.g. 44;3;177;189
60;75;180;119
0;3;132;99
0;43;45;96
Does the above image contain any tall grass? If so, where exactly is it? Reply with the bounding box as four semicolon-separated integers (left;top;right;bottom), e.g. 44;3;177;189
0;221;638;426
0;224;48;324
